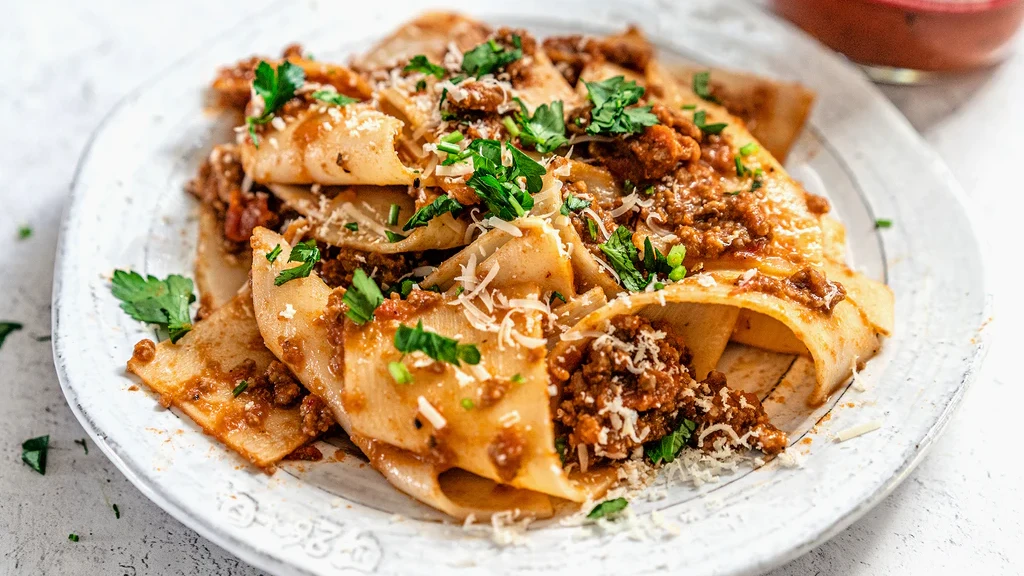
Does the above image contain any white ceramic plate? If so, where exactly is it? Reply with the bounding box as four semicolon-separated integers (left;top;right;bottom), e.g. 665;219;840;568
53;1;991;574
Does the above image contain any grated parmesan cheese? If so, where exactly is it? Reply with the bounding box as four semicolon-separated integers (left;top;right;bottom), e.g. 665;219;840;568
836;419;882;442
279;303;296;320
417;396;447;429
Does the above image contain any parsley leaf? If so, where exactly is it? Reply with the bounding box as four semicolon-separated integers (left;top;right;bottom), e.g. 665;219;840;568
273;239;320;286
21;435;49;475
344;222;359;232
18;225;31;240
554;436;567;464
246;61;306;147
645;419;696;464
692;70;719;103
459;139;546;221
0;321;23;349
111;270;196;343
513;99;568;153
266;245;282;263
693;109;727;135
68;533;79;542
461;36;523;77
385;230;407;243
312;90;358;107
560;193;591;216
394;320;480;366
584;76;658;136
404;55;446;78
598;226;648;292
404;195;463;231
587;497;628;519
343;268;385;325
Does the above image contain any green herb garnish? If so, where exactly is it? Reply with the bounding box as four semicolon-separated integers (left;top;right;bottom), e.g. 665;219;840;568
273;239;320;286
584;76;658;136
113;504;121;519
512;99;568;153
312;90;358;107
387;204;401;226
461;35;523;77
385;230;407;243
0;321;23;349
693;109;727;135
394;320;480;366
560;193;591;216
74;438;88;454
232;380;249;397
460;398;475;410
692;70;719;103
550;291;567;305
266;244;282;263
739;142;759;156
875;219;893;229
344;222;359;232
111;271;196;343
246;61;305;147
586;218;598;240
555;436;567;464
18;225;32;240
645;419;697;464
388;361;413;384
68;534;79;542
510;373;523;383
587;497;628;519
404;54;445;78
343;268;385;325
599;226;648;292
404;195;463;230
21;435;49;475
448;139;546;222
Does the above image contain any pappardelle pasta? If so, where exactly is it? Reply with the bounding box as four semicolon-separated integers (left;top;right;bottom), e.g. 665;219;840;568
122;13;892;521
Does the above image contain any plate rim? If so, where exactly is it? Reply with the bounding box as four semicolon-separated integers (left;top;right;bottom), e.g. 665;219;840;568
51;2;994;575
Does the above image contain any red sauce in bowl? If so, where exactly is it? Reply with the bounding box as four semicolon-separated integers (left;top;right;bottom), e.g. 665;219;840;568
772;0;1024;72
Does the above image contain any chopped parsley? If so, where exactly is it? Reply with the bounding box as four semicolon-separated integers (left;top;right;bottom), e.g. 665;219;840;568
642;238;686;281
384;230;407;243
512;99;568;153
692;70;719;103
510;373;523;383
645;419;696;464
21;435;49;475
404;54;445;78
739;142;759;156
587;497;628;519
875;218;893;229
554;436;567;464
460;398;475;410
312;90;358;107
113;504;121;519
343;268;385;325
246;60;305;147
584;76;658;136
231;380;249;397
550;291;567;305
68;533;79;542
586;218;598;240
560;193;591;216
0;321;23;349
461;35;523;77
17;225;32;240
265;244;282;263
693;110;727;135
404;195;463;230
344;222;359;232
74;438;88;455
447;139;546;221
388;361;413;384
387;204;401;226
273;239;320;286
394;320;481;366
598;226;648;292
111;271;196;343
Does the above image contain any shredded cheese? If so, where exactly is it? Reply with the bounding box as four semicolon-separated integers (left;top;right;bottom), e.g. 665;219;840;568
416;396;447;429
836;419;882;442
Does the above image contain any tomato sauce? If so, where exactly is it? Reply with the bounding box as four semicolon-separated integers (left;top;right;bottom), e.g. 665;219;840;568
772;0;1024;72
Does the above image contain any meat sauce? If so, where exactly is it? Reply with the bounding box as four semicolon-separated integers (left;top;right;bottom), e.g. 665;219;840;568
552;315;787;465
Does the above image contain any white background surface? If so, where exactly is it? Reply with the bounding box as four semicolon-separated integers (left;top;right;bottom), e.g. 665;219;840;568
0;1;1018;574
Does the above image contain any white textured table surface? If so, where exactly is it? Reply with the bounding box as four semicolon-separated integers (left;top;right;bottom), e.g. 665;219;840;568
1;1;1019;574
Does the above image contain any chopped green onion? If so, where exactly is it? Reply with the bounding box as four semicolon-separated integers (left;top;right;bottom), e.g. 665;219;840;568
460;398;475;410
387;204;400;226
388;361;413;384
232;380;248;397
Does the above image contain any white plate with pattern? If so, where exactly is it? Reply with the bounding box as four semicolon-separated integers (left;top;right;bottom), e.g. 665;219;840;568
53;0;991;574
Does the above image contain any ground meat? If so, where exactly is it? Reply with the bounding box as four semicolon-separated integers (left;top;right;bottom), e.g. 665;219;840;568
543;27;653;86
283;444;324;461
480;379;510;408
373;290;443;322
317;247;425;289
555;315;696;460
736;268;847;314
496;27;538;86
243;360;304;408
437;179;479;206
591;124;701;185
186;144;279;244
804;192;831;215
324;288;348;376
445;80;509;114
299;394;334;437
488;427;525;481
131;339;157;364
553;315;788;463
678;371;788;455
